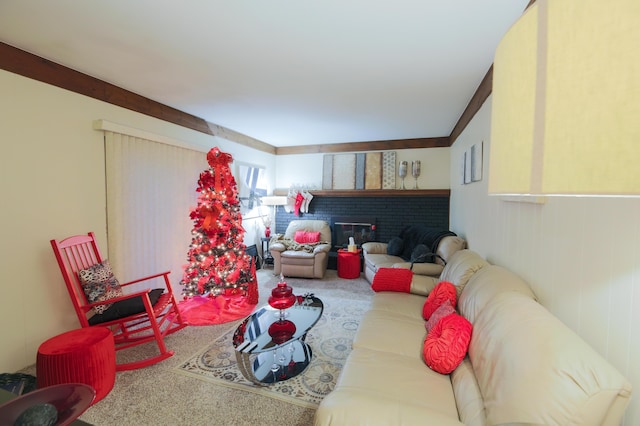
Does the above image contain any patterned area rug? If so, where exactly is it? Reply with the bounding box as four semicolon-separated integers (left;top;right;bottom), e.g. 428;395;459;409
173;280;372;408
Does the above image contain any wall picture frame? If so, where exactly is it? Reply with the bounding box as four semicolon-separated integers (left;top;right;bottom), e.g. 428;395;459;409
471;141;483;182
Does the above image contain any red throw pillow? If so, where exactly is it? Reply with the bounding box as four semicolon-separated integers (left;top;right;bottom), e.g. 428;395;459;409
294;231;321;244
425;299;455;333
422;281;457;320
423;313;472;374
371;268;413;293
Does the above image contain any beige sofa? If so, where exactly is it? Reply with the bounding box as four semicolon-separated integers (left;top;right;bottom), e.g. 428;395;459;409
362;234;467;292
270;220;332;279
315;250;632;425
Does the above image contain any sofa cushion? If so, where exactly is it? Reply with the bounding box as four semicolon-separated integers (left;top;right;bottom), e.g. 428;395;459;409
364;253;404;272
395;262;444;277
469;292;632;425
78;259;123;314
294;230;321;243
88;288;164;325
371;268;412;293
283;219;332;243
353;309;426;358
439;250;489;296
422;281;457;320
387;237;404;256
409;275;440;297
451;357;486;426
458;265;537;324
331;348;461;421
425;299;455;333
369;292;426;321
317;389;464;426
423;313;472;374
434;236;467;266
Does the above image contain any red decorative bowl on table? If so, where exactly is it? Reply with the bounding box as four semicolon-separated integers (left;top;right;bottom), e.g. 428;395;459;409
268;278;297;322
268;280;296;311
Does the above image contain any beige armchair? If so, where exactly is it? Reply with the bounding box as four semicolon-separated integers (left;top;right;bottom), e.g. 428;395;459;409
270;220;332;278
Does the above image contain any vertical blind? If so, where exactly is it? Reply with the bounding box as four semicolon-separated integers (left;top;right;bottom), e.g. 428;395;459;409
104;130;207;293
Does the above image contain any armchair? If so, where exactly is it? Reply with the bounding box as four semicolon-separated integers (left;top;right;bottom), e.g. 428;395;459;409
270;220;332;278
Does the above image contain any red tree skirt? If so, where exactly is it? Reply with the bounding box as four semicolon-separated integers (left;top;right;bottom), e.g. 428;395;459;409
175;294;255;326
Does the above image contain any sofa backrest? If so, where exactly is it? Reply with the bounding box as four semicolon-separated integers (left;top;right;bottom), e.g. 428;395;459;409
398;225;457;262
438;249;489;296
435;236;467;266
283;220;332;244
458;265;537;323
456;265;632;425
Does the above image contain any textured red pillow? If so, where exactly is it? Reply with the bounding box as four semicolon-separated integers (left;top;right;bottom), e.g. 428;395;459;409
423;313;472;374
371;268;413;293
294;231;321;244
422;281;457;320
425;299;455;333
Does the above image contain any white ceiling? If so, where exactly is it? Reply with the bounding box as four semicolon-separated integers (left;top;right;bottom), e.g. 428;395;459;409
0;0;528;147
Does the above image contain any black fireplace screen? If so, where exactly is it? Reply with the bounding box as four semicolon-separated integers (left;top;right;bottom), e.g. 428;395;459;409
331;217;376;249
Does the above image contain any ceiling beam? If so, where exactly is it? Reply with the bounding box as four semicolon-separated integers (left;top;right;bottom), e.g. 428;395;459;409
276;137;449;155
448;65;494;145
0;41;276;154
0;42;215;136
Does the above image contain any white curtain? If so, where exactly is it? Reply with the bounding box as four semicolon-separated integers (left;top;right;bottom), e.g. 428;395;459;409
104;130;207;294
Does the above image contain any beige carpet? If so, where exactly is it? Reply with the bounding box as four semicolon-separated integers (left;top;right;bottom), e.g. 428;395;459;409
20;269;374;426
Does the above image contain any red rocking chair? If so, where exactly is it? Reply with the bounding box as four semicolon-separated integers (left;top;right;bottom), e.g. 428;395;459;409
50;232;187;371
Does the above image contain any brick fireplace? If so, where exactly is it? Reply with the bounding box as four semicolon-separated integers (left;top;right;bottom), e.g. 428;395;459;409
273;191;450;269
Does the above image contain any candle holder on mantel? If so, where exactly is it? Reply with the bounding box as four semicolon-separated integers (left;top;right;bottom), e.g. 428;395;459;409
268;275;297;320
412;160;421;189
398;161;408;190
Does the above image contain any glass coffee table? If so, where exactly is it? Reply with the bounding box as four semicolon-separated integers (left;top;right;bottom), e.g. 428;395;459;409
232;294;323;385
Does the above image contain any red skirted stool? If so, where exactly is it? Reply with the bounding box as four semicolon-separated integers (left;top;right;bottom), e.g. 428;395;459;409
337;249;362;279
36;327;116;404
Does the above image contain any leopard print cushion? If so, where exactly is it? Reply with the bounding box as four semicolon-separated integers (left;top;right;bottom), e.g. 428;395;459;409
78;260;123;314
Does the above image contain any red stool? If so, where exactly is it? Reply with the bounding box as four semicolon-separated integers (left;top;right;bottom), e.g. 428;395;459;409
37;327;116;404
337;248;362;279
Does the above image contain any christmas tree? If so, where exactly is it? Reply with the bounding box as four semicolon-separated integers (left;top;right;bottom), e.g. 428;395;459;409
181;147;258;303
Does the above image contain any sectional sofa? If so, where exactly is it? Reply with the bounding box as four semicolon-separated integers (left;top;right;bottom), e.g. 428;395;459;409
362;225;467;288
315;250;632;425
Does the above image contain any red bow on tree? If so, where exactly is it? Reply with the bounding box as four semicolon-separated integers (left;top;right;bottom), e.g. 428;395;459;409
206;147;233;192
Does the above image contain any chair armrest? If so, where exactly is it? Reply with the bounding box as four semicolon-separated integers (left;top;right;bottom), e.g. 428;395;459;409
119;270;176;297
270;242;286;252
119;271;171;287
392;262;444;277
362;242;388;255
313;243;332;254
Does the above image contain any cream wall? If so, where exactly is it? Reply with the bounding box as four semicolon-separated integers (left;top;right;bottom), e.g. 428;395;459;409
274;148;450;191
450;95;640;426
0;69;275;373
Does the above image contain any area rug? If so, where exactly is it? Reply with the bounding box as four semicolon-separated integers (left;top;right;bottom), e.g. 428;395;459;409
173;288;371;408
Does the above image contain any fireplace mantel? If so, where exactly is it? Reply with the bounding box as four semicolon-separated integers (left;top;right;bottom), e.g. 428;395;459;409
274;189;450;198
